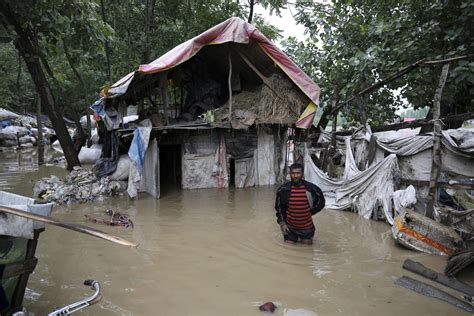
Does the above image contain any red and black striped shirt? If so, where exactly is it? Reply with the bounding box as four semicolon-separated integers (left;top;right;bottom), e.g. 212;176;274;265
286;184;314;230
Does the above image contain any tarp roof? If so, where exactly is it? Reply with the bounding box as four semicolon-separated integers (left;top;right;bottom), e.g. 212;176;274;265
105;17;320;105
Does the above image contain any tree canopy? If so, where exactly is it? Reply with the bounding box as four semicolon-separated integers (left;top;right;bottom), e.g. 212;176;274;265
283;0;473;128
0;0;282;118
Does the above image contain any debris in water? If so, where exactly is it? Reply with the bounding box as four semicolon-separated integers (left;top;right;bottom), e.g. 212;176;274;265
85;209;134;228
259;302;276;313
33;167;126;205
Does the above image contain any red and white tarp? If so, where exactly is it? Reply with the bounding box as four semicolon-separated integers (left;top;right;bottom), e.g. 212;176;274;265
107;17;320;105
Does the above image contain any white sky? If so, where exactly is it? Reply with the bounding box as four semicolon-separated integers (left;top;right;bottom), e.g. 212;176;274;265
254;3;308;46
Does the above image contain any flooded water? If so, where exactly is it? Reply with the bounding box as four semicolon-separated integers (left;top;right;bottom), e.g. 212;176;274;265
1;149;471;315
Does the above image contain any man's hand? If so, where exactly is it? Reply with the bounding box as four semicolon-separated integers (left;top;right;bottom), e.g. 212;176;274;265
280;222;290;234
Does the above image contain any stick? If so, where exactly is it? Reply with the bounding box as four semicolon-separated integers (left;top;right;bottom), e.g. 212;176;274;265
237;50;284;100
0;206;138;248
228;53;232;122
403;259;474;297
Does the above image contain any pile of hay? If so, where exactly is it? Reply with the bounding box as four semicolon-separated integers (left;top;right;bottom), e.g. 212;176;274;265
216;74;308;125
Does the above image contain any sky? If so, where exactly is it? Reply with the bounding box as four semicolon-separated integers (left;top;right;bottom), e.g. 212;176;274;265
254;3;308;46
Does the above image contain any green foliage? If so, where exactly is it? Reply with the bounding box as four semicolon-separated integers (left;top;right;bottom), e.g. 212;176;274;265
1;0;282;120
284;0;474;127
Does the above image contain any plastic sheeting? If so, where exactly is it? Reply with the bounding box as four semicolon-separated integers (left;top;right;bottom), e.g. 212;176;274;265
127;119;153;198
304;140;398;223
182;154;221;189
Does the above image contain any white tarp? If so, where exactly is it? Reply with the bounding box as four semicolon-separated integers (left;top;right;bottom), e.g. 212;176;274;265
304;139;398;224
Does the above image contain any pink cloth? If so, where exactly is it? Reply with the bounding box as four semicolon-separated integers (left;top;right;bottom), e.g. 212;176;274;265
108;17;320;104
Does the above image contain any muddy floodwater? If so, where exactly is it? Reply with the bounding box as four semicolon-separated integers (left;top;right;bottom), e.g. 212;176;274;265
1;149;472;315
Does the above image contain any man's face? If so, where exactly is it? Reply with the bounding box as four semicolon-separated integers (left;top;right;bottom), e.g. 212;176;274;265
290;168;303;183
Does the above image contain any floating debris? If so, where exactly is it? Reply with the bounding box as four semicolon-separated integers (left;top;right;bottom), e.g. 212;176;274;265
33;167;126;205
85;209;134;228
392;210;464;256
259;302;276;313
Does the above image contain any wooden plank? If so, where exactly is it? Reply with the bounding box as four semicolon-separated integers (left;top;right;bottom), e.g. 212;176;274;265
403;259;474;297
0;206;137;247
236;50;284;100
395;276;474;313
228;53;233;122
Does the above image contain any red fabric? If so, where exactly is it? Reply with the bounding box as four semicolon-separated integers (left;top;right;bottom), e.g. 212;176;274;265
109;17;320;104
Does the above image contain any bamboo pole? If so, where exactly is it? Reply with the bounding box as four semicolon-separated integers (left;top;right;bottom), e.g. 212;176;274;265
426;63;450;219
332;111;474;136
228;53;232;123
0;206;138;247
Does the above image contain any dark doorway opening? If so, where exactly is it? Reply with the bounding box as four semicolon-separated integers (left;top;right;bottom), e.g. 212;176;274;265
229;158;235;187
159;145;182;193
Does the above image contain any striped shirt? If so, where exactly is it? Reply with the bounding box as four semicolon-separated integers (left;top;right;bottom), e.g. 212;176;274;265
286;184;314;230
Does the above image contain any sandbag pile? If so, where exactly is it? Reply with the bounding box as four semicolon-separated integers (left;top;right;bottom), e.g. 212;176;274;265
0;107;56;149
33;166;126;205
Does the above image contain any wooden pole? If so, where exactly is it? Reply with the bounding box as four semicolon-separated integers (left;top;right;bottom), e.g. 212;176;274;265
228;53;233;123
36;95;44;165
333;111;474;136
159;73;170;125
0;206;138;247
426;63;450;219
237;50;284;100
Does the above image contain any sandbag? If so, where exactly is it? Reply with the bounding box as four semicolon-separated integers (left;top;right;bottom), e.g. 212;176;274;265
78;146;102;164
109;155;133;181
1;125;29;137
19;135;36;145
0;108;19;121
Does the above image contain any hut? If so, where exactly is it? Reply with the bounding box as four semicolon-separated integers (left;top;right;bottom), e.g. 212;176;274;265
94;17;320;198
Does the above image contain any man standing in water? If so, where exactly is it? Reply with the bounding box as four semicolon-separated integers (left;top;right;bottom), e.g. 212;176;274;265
275;163;325;245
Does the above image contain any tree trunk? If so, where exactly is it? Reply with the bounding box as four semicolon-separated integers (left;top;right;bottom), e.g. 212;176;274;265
247;0;255;23
142;0;156;64
100;0;113;84
0;2;80;170
426;63;450;219
16;50;22;113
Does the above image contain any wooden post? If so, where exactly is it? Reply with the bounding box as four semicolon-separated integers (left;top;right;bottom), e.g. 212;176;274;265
426;63;450;219
323;87;339;174
228;53;233;123
36;95;44;165
159;73;170;125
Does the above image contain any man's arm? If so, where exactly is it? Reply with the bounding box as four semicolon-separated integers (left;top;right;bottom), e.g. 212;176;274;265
310;185;325;215
275;189;284;224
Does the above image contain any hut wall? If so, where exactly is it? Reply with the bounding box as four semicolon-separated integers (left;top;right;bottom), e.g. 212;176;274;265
256;129;277;186
181;132;223;189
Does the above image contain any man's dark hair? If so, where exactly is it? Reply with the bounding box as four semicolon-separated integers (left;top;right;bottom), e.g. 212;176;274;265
289;162;304;172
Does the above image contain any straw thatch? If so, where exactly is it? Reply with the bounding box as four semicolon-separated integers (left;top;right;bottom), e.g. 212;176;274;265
216;74;309;125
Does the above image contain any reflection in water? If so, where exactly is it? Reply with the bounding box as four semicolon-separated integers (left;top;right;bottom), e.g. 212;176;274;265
0;149;469;315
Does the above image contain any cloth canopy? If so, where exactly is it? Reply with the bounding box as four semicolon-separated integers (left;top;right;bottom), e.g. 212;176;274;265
106;17;320;105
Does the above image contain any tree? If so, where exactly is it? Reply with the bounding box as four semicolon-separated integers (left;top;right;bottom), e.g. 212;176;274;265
0;0;111;169
284;0;474;129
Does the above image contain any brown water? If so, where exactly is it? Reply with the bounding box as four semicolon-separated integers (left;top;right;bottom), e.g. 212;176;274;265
0;149;471;315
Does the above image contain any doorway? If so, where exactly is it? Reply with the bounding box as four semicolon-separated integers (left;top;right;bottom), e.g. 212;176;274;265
159;145;182;192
